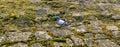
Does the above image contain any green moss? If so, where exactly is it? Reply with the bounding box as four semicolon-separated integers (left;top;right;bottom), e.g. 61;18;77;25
63;43;70;47
82;20;90;24
53;38;66;42
47;2;64;8
47;30;54;37
81;10;100;16
74;16;84;22
48;41;54;47
0;0;120;46
28;34;54;46
0;40;20;46
71;29;78;36
68;5;77;9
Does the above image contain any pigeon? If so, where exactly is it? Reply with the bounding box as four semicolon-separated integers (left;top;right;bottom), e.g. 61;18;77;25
55;16;70;26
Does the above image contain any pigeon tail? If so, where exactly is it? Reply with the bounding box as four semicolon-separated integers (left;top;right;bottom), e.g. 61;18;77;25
61;21;71;26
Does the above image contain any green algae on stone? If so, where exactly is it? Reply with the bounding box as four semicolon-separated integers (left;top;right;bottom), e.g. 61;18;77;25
0;40;20;46
81;10;100;16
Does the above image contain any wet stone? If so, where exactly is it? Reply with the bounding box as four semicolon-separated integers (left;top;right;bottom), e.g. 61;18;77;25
34;31;52;40
4;32;32;41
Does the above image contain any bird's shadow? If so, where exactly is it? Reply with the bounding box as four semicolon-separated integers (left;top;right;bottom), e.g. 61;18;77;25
55;25;69;29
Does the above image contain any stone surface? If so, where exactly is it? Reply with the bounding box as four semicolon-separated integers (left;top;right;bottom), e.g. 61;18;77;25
71;35;84;46
66;38;74;46
84;39;94;47
18;12;25;15
101;10;112;17
36;9;47;16
112;31;120;38
48;11;60;15
14;16;34;27
88;16;98;20
95;34;107;39
72;12;81;16
34;31;52;40
90;21;103;26
0;35;5;43
9;43;28;47
4;32;31;41
90;26;102;32
1;0;120;47
29;0;41;2
0;13;6;19
111;15;120;20
31;43;45;47
2;45;7;47
84;33;94;39
71;1;80;5
54;42;64;47
106;26;118;31
76;25;87;32
20;27;32;32
90;21;103;32
96;39;120;47
51;28;73;37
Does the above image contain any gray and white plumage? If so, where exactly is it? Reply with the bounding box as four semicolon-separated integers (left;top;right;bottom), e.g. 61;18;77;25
55;16;70;26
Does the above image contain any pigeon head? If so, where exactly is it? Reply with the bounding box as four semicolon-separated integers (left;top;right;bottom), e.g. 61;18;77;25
55;16;60;21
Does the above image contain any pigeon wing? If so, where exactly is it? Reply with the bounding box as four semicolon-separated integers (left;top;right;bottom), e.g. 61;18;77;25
57;19;65;25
